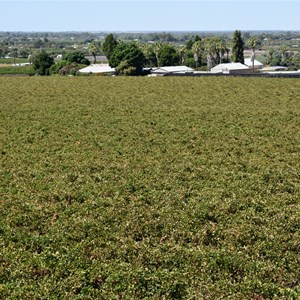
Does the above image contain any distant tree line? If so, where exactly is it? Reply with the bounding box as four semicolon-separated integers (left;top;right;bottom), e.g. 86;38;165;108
99;30;246;75
14;30;300;76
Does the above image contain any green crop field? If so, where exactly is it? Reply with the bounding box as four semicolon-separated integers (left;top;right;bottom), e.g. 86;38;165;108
0;58;29;64
0;65;35;76
0;77;299;299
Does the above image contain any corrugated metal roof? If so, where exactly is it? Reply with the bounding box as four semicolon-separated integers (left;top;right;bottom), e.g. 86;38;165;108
263;70;300;74
244;58;264;67
211;63;249;72
79;64;115;73
151;66;194;73
261;66;288;71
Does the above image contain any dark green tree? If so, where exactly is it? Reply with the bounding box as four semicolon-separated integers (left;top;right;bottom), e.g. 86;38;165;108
185;39;194;50
158;44;180;66
231;30;244;64
49;60;68;75
102;34;118;59
268;51;281;66
265;47;275;65
63;52;90;65
139;43;157;67
194;35;202;42
183;50;197;68
18;48;30;58
32;50;54;75
109;42;146;75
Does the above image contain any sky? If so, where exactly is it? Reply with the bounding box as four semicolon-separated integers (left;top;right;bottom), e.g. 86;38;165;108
0;0;300;32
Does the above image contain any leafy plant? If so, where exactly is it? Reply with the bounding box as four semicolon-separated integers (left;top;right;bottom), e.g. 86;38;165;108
0;76;299;299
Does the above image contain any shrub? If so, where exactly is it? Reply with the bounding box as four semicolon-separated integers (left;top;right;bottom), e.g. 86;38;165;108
63;52;90;66
31;50;54;75
49;60;68;75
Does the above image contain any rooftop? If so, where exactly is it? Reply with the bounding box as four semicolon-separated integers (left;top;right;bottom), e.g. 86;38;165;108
151;66;194;73
79;64;115;74
211;63;249;73
244;58;264;67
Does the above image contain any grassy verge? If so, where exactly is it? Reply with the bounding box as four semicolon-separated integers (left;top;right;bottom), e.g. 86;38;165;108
0;65;35;75
0;77;299;299
0;58;29;64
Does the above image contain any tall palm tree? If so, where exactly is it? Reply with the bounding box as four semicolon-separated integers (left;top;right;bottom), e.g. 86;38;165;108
204;38;217;71
248;37;257;72
217;39;228;64
266;47;275;65
154;42;162;67
225;44;230;62
192;41;202;69
88;41;100;64
139;43;149;57
178;45;187;65
279;45;287;65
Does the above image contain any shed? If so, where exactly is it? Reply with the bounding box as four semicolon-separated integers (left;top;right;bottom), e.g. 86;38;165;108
210;63;250;74
261;66;289;72
244;58;264;69
150;66;194;75
79;64;115;74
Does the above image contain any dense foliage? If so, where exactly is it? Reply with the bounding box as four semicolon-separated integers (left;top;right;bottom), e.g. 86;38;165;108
2;30;300;75
102;33;118;60
109;42;146;75
0;77;299;299
231;30;245;64
31;51;54;75
63;52;90;66
49;60;87;76
88;41;101;64
158;44;180;66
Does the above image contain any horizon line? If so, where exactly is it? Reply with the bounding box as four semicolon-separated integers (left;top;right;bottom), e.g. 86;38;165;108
1;29;300;33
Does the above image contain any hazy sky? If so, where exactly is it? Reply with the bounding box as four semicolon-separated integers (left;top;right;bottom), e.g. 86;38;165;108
1;0;300;32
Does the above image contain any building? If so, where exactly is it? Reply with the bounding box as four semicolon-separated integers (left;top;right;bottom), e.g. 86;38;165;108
78;64;116;74
261;69;300;77
210;63;250;74
261;66;289;72
150;66;194;75
244;58;264;70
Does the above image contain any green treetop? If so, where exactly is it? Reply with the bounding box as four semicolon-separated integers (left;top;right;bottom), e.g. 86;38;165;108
32;50;54;75
102;34;118;60
231;30;244;64
109;42;146;75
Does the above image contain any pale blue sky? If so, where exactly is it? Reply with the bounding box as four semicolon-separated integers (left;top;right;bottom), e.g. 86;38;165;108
0;1;300;32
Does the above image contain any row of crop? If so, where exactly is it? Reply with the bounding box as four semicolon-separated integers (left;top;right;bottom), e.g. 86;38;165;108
0;65;35;75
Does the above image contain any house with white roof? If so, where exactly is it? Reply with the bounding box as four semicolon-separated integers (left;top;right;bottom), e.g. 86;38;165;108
79;64;115;74
261;66;289;72
244;58;264;70
210;63;250;74
150;66;194;75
